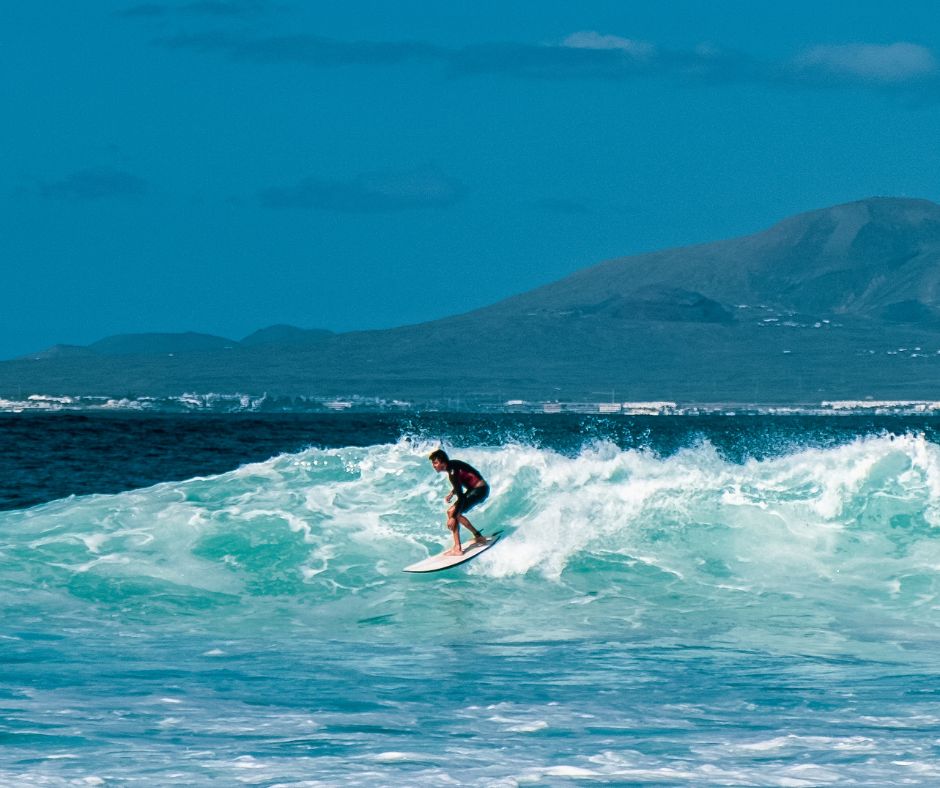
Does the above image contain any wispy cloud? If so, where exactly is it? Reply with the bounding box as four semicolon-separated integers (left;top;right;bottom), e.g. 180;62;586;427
448;42;654;80
562;31;655;59
148;25;758;84
260;166;465;212
455;36;940;91
792;42;938;84
143;24;940;94
448;37;765;85
40;168;148;201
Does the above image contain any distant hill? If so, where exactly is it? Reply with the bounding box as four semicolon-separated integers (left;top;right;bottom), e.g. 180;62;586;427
24;344;99;361
19;326;333;359
6;197;940;404
87;332;236;356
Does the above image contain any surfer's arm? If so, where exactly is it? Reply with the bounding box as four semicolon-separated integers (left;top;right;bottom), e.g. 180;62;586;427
445;469;461;501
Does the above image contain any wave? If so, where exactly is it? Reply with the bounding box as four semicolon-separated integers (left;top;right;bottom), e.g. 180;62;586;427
4;433;940;654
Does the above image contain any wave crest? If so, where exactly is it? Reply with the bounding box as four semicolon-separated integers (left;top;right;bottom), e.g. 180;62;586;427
4;434;940;648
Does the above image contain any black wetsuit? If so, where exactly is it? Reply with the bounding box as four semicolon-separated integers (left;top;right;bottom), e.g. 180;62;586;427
447;460;489;516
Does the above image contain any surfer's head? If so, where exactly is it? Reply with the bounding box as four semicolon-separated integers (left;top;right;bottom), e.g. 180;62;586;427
428;449;449;471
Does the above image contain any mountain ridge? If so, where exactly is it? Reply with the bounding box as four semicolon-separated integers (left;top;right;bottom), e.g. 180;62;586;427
6;196;940;404
18;327;334;361
477;196;940;323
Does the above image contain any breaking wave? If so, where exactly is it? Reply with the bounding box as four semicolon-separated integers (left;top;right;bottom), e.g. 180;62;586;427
4;433;940;656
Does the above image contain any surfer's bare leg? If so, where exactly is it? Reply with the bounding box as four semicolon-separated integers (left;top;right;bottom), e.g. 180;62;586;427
443;505;464;556
457;514;487;545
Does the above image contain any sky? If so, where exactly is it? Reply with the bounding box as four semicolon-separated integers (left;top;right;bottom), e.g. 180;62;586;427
3;1;940;359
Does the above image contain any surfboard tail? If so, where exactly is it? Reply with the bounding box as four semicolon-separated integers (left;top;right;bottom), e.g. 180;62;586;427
403;530;504;573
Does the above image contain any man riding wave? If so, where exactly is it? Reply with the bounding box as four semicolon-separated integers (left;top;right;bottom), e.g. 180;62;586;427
428;449;490;556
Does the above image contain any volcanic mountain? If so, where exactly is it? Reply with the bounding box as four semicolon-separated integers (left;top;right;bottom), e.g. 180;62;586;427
5;197;940;403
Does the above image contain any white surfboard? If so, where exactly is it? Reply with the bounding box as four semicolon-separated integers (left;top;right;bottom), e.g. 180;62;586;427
403;531;504;573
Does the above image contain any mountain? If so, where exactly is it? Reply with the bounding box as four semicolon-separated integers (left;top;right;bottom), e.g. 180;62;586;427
484;196;940;321
5;197;940;404
23;344;99;361
87;332;236;356
18;327;332;360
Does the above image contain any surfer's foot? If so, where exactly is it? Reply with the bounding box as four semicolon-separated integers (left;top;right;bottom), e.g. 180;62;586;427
472;536;489;545
443;548;464;556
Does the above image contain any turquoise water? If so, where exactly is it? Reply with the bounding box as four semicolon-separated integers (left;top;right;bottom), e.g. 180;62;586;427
5;424;940;784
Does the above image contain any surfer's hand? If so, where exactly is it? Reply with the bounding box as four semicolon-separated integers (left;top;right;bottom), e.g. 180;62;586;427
445;492;454;502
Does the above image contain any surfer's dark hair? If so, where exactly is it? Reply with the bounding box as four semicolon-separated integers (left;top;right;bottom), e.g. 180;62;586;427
428;449;449;463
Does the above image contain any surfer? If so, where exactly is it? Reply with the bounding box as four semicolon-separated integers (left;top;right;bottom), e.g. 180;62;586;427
428;449;490;555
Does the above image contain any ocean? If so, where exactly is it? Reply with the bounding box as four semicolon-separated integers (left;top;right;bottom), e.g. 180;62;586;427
4;412;940;786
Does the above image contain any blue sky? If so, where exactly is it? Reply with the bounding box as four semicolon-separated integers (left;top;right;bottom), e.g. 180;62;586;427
3;1;940;359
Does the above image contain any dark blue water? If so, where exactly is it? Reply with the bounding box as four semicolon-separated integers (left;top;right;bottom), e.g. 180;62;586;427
3;412;937;510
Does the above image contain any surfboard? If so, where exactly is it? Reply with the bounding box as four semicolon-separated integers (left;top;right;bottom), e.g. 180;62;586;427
403;531;504;573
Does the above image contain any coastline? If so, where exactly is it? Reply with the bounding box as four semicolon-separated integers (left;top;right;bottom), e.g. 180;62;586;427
5;391;940;416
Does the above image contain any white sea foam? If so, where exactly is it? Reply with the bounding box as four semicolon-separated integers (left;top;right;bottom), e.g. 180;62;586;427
3;434;940;653
7;429;940;787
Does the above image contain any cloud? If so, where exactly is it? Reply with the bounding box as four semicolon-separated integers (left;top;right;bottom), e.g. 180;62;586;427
450;37;940;90
562;31;655;59
155;29;681;78
793;42;938;84
40;168;148;201
147;26;940;95
260;166;465;212
177;31;751;85
448;42;659;80
450;38;772;87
